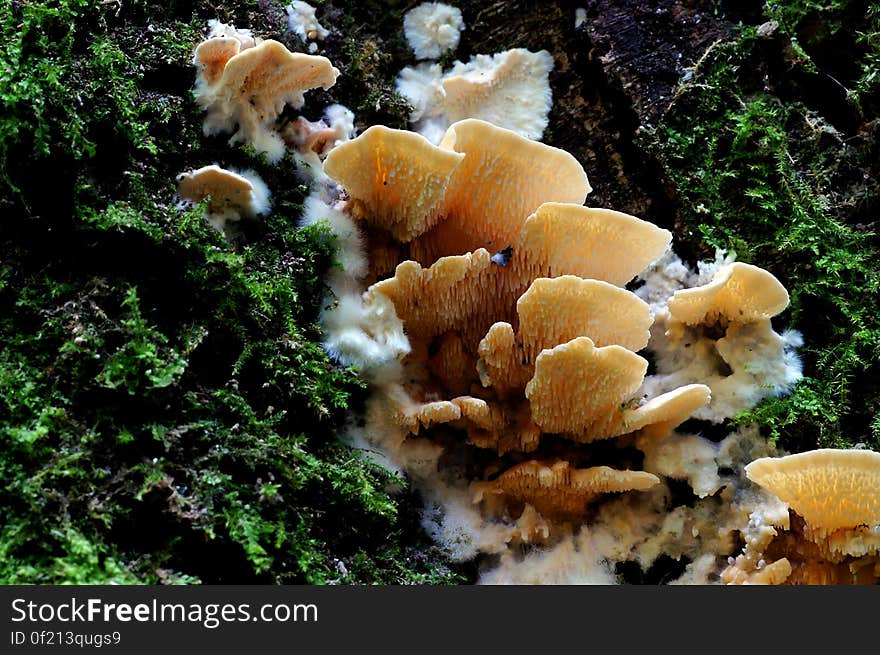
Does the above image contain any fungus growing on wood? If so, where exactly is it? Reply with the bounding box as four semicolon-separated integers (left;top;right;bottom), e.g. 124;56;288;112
366;225;665;364
411;119;591;263
337;122;673;365
283;104;355;158
194;38;244;87
176;164;270;232
286;1;330;50
472;460;660;521
474;275;652;399
440;49;554;138
328;120;591;261
323;126;464;241
324;118;710;482
526;337;710;441
317;116;803;583
526;337;646;436
367;250;494;345
745;449;880;536
516;276;652;358
518;203;671;287
668;262;789;326
194;22;258;98
194;33;340;162
636;251;802;424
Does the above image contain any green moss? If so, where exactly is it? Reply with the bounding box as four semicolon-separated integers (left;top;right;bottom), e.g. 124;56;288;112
763;0;880;116
651;24;880;451
854;4;880;112
764;0;851;39
0;0;464;584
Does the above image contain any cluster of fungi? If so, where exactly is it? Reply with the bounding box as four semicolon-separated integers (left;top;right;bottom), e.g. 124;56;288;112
178;21;880;584
177;21;342;227
326;123;739;529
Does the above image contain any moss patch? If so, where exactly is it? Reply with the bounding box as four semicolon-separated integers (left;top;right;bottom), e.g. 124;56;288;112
0;0;464;584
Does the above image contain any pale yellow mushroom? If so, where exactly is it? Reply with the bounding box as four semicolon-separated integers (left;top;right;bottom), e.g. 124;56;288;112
176;165;270;231
193;37;242;86
624;384;713;441
324;126;465;241
368;211;667;366
525;337;710;442
745;449;880;537
409;120;591;264
410;400;462;431
525;337;646;437
718;450;880;585
516;276;652;359
176;165;256;216
282;116;342;156
472;459;660;520
474;276;652;398
197;39;340;162
518;203;672;287
367;249;499;347
668;262;790;325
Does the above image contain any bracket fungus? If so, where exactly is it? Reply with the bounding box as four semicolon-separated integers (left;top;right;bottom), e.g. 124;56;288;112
324;125;465;242
516;276;652;359
635;251;803;424
174;16;822;585
193;25;340;162
320;117;727;546
472;460;660;521
309;81;804;580
193;20;260;87
526;337;711;442
667;262;790;326
176;164;270;233
746;449;880;535
721;449;880;584
283;104;355;159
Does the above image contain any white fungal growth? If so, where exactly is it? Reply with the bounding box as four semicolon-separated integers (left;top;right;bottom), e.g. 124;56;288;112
288;104;357;204
403;2;465;60
299;193;410;373
479;427;781;584
286;1;330;51
396;49;554;144
206;19;260;49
